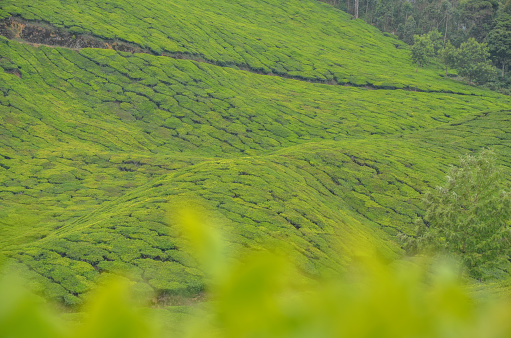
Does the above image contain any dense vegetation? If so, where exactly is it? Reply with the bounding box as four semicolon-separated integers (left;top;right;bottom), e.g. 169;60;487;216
326;0;511;89
1;0;511;313
329;0;509;48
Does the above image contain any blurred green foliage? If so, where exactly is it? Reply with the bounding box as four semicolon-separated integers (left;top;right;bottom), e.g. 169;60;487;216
4;209;511;337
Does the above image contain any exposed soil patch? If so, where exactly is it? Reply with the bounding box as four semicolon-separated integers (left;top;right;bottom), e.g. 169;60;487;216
151;291;207;308
6;68;22;78
0;16;148;53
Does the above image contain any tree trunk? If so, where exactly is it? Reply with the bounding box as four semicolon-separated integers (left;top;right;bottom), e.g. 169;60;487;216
366;0;369;15
503;61;506;77
416;61;419;73
444;16;448;47
445;65;448;79
355;0;359;18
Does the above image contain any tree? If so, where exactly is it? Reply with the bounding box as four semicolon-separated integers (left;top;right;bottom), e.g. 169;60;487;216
440;40;457;78
459;0;499;41
487;12;511;77
440;0;454;45
399;15;417;44
455;38;496;84
427;29;444;55
411;34;434;72
405;150;511;279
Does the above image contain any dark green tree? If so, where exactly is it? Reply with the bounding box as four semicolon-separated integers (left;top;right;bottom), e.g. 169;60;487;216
459;0;499;41
399;15;417;44
427;29;444;55
406;150;511;279
411;33;434;72
487;13;511;77
455;38;496;84
374;0;395;31
440;40;457;78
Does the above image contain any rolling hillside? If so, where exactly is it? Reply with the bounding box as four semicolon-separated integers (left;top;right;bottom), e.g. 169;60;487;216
1;0;511;305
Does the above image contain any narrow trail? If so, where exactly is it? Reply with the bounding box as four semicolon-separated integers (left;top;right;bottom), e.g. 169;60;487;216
0;16;479;96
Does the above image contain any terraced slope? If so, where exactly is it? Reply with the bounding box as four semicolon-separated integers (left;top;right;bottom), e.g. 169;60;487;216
1;0;511;305
0;0;491;92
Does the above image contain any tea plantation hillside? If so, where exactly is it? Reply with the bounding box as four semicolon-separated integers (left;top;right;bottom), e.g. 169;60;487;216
1;0;511;305
0;0;492;92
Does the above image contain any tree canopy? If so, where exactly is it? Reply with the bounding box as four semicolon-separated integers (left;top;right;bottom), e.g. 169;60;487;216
487;12;511;76
456;38;496;84
411;34;434;72
326;0;511;90
440;40;457;78
406;149;511;279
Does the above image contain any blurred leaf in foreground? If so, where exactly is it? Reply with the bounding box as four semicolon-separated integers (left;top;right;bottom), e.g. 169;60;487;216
168;199;228;282
0;274;66;338
174;202;511;338
4;201;511;337
75;278;158;338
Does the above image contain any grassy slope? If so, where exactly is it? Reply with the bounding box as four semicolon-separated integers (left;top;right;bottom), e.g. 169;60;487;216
1;0;511;305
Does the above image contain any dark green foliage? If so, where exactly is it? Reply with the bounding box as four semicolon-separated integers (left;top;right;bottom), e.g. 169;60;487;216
455;38;496;84
336;0;499;46
331;0;511;91
441;41;457;78
405;150;511;279
487;13;511;77
411;34;434;72
427;29;444;55
459;0;499;41
439;37;497;84
399;16;417;44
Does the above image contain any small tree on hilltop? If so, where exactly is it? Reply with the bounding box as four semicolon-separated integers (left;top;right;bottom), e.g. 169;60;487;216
411;34;434;72
427;29;443;55
404;149;511;279
441;40;458;79
455;38;497;84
